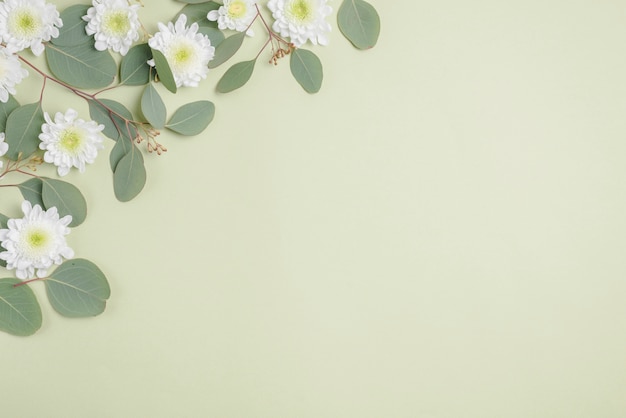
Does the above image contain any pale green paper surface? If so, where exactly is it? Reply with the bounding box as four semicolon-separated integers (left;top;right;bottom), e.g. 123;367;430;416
2;1;626;417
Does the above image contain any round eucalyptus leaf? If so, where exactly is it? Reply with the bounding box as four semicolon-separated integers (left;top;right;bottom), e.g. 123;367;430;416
197;26;225;48
141;84;167;129
216;59;255;93
17;177;45;208
120;43;153;86
113;145;146;202
151;49;177;94
5;103;44;161
290;49;323;94
0;278;42;337
175;2;220;27
88;99;137;142
337;0;380;50
109;137;133;172
0;214;7;268
46;259;110;318
166;101;215;136
208;32;245;69
41;178;87;227
0;95;19;133
52;4;91;47
46;43;117;89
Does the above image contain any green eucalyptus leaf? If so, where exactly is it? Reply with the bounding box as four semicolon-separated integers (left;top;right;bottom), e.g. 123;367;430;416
337;0;380;50
175;2;220;27
177;0;212;3
0;95;19;133
109;137;132;172
120;43;153;86
5;103;44;161
290;49;323;93
208;32;245;69
0;214;6;268
46;43;116;89
0;278;42;336
113;145;146;202
52;4;91;46
197;26;225;48
216;59;255;93
46;259;110;318
166;101;215;136
41;178;87;227
151;49;177;94
141;84;167;129
88;99;138;142
17;177;45;208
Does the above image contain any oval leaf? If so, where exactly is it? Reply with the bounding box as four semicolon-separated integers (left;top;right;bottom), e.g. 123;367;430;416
109;137;132;172
290;49;323;93
120;43;153;85
151;49;177;94
17;177;45;208
0;214;7;267
141;84;167;129
5;103;44;161
46;259;110;318
46;43;116;89
88;99;137;142
166;101;215;136
208;32;245;69
0;95;19;133
113;145;146;202
0;278;42;336
337;0;381;50
216;60;255;93
52;4;91;47
175;3;220;27
41;178;87;227
198;26;225;48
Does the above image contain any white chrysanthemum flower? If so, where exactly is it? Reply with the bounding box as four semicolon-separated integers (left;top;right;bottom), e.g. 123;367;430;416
0;201;73;279
0;0;62;56
207;0;257;36
0;132;7;170
83;0;141;56
0;47;28;103
147;14;215;88
267;0;332;47
38;108;105;177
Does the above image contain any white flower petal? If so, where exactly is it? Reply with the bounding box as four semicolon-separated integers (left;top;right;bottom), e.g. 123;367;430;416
38;108;105;177
0;201;74;279
267;0;332;47
0;0;63;56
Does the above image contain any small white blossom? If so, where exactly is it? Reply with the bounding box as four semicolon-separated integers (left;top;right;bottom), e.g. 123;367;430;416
148;14;215;88
0;132;7;170
83;0;141;56
207;0;257;36
38;108;105;177
0;201;74;279
0;47;28;102
0;0;62;56
267;0;331;47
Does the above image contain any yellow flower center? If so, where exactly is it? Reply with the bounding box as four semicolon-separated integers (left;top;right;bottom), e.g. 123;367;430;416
26;229;48;249
289;0;312;22
168;40;197;72
103;10;130;36
59;128;84;153
227;1;247;18
9;8;41;37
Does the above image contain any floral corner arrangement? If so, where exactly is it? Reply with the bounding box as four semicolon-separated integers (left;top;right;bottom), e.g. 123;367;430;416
0;0;380;337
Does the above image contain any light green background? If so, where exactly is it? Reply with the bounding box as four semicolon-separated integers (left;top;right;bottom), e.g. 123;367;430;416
2;0;626;417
